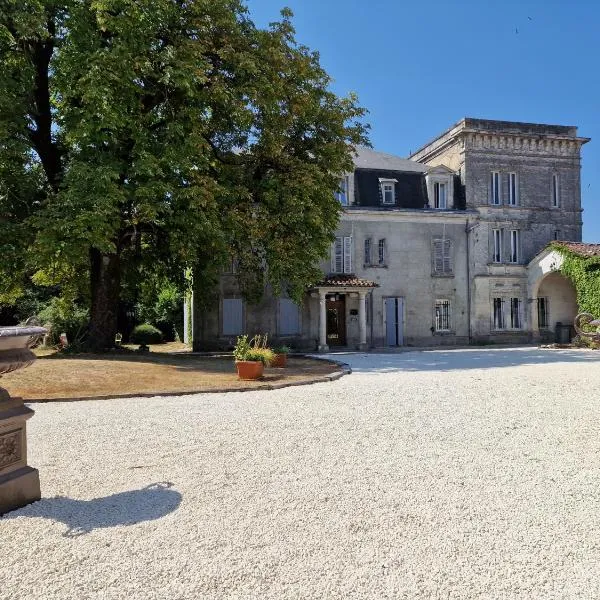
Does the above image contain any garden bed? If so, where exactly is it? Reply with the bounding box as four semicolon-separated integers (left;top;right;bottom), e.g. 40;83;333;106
1;352;343;401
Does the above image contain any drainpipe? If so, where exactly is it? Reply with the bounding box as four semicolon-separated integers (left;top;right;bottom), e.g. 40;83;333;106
466;218;472;344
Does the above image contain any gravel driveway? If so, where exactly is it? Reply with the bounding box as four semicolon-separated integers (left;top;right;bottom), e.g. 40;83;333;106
3;347;600;599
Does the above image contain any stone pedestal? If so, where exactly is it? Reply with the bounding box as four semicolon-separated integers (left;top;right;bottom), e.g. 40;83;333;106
0;396;40;515
0;326;46;515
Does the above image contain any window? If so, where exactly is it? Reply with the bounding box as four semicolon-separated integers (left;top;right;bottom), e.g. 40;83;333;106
378;239;386;265
493;297;523;330
223;257;238;274
554;230;561;241
278;298;300;335
510;298;522;329
492;229;502;263
552;174;560;208
493;297;505;329
331;236;353;273
537;297;549;329
379;179;397;205
509;230;519;264
433;238;452;275
222;298;243;335
335;177;349;206
435;300;451;331
508;173;518;205
382;183;394;204
491;171;501;205
364;238;372;265
433;182;447;209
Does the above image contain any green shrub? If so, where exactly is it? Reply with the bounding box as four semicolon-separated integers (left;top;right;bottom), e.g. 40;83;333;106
130;323;164;346
37;297;89;347
273;345;291;354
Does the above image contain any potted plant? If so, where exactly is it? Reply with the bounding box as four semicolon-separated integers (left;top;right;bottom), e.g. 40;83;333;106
233;335;275;380
271;345;291;368
130;323;163;352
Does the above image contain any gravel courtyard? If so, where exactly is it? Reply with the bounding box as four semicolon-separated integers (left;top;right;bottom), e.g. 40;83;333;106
3;347;600;599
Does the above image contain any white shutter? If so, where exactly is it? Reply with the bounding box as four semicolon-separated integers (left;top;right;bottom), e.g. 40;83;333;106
343;236;352;273
442;239;452;273
433;239;443;273
331;240;336;272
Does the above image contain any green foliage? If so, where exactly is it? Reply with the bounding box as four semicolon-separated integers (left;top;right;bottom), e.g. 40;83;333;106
273;345;291;354
37;296;89;347
233;334;275;365
0;1;369;347
130;323;163;346
136;277;184;341
552;243;600;317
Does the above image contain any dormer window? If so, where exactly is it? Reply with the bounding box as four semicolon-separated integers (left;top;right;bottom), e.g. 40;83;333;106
433;182;447;209
379;178;397;205
334;176;349;206
425;166;454;210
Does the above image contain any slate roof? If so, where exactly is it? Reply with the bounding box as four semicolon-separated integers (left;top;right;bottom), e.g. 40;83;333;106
353;146;428;173
316;274;379;288
553;242;600;258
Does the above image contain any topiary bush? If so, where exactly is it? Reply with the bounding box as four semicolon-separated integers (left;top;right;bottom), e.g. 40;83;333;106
130;323;164;346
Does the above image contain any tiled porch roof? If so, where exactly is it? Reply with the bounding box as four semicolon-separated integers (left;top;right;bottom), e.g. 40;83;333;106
553;241;600;258
314;274;379;288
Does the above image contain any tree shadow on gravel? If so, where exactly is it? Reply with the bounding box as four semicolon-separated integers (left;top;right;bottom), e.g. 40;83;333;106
2;482;181;537
322;348;600;373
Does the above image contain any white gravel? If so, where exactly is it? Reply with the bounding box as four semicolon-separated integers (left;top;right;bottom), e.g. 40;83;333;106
3;347;600;599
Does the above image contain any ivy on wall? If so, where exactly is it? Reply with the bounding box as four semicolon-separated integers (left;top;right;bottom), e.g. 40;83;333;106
551;243;600;317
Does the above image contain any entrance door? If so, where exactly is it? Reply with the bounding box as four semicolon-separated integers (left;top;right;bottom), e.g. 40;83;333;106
385;297;404;346
326;296;346;346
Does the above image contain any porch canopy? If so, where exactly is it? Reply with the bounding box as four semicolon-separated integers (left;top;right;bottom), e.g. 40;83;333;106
311;274;378;352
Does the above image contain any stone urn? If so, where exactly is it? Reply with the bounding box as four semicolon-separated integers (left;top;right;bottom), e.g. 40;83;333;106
0;325;46;515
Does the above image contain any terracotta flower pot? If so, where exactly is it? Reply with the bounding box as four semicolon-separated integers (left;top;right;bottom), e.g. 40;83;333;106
235;360;264;380
271;353;287;368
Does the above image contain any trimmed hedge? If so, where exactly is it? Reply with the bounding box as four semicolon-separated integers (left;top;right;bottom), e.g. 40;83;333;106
130;323;164;346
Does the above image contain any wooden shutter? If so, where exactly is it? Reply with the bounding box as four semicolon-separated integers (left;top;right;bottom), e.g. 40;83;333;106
442;239;452;273
343;236;352;273
222;298;243;335
433;239;443;273
331;237;343;273
279;299;300;335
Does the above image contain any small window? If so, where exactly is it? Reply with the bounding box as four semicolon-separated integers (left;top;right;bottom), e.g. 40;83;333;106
552;174;560;208
510;297;522;329
378;239;386;265
278;298;300;335
382;183;395;205
433;238;452;275
335;177;348;206
508;173;518;206
491;171;501;205
493;297;505;329
223;257;238;274
222;298;243;335
435;299;451;331
433;182;447;209
554;229;561;241
492;229;502;263
537;297;549;329
509;230;519;264
364;238;372;265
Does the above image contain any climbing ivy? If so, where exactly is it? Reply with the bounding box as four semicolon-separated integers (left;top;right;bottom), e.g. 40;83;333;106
551;243;600;317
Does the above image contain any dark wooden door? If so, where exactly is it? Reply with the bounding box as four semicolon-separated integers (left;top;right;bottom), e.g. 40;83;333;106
326;299;346;346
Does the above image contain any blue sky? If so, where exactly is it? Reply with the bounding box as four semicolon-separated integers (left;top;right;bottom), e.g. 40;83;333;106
246;0;599;242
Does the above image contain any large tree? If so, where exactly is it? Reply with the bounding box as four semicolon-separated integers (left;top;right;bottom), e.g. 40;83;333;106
0;0;367;348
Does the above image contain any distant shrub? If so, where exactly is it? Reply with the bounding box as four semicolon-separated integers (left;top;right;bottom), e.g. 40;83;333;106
130;323;164;346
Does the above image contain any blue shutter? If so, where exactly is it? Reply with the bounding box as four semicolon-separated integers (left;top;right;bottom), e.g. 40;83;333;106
279;299;300;335
222;298;243;335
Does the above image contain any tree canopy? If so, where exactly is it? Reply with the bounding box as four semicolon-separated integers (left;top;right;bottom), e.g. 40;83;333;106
0;0;368;348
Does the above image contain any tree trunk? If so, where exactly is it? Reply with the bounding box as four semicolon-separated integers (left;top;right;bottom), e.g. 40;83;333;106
89;248;121;350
